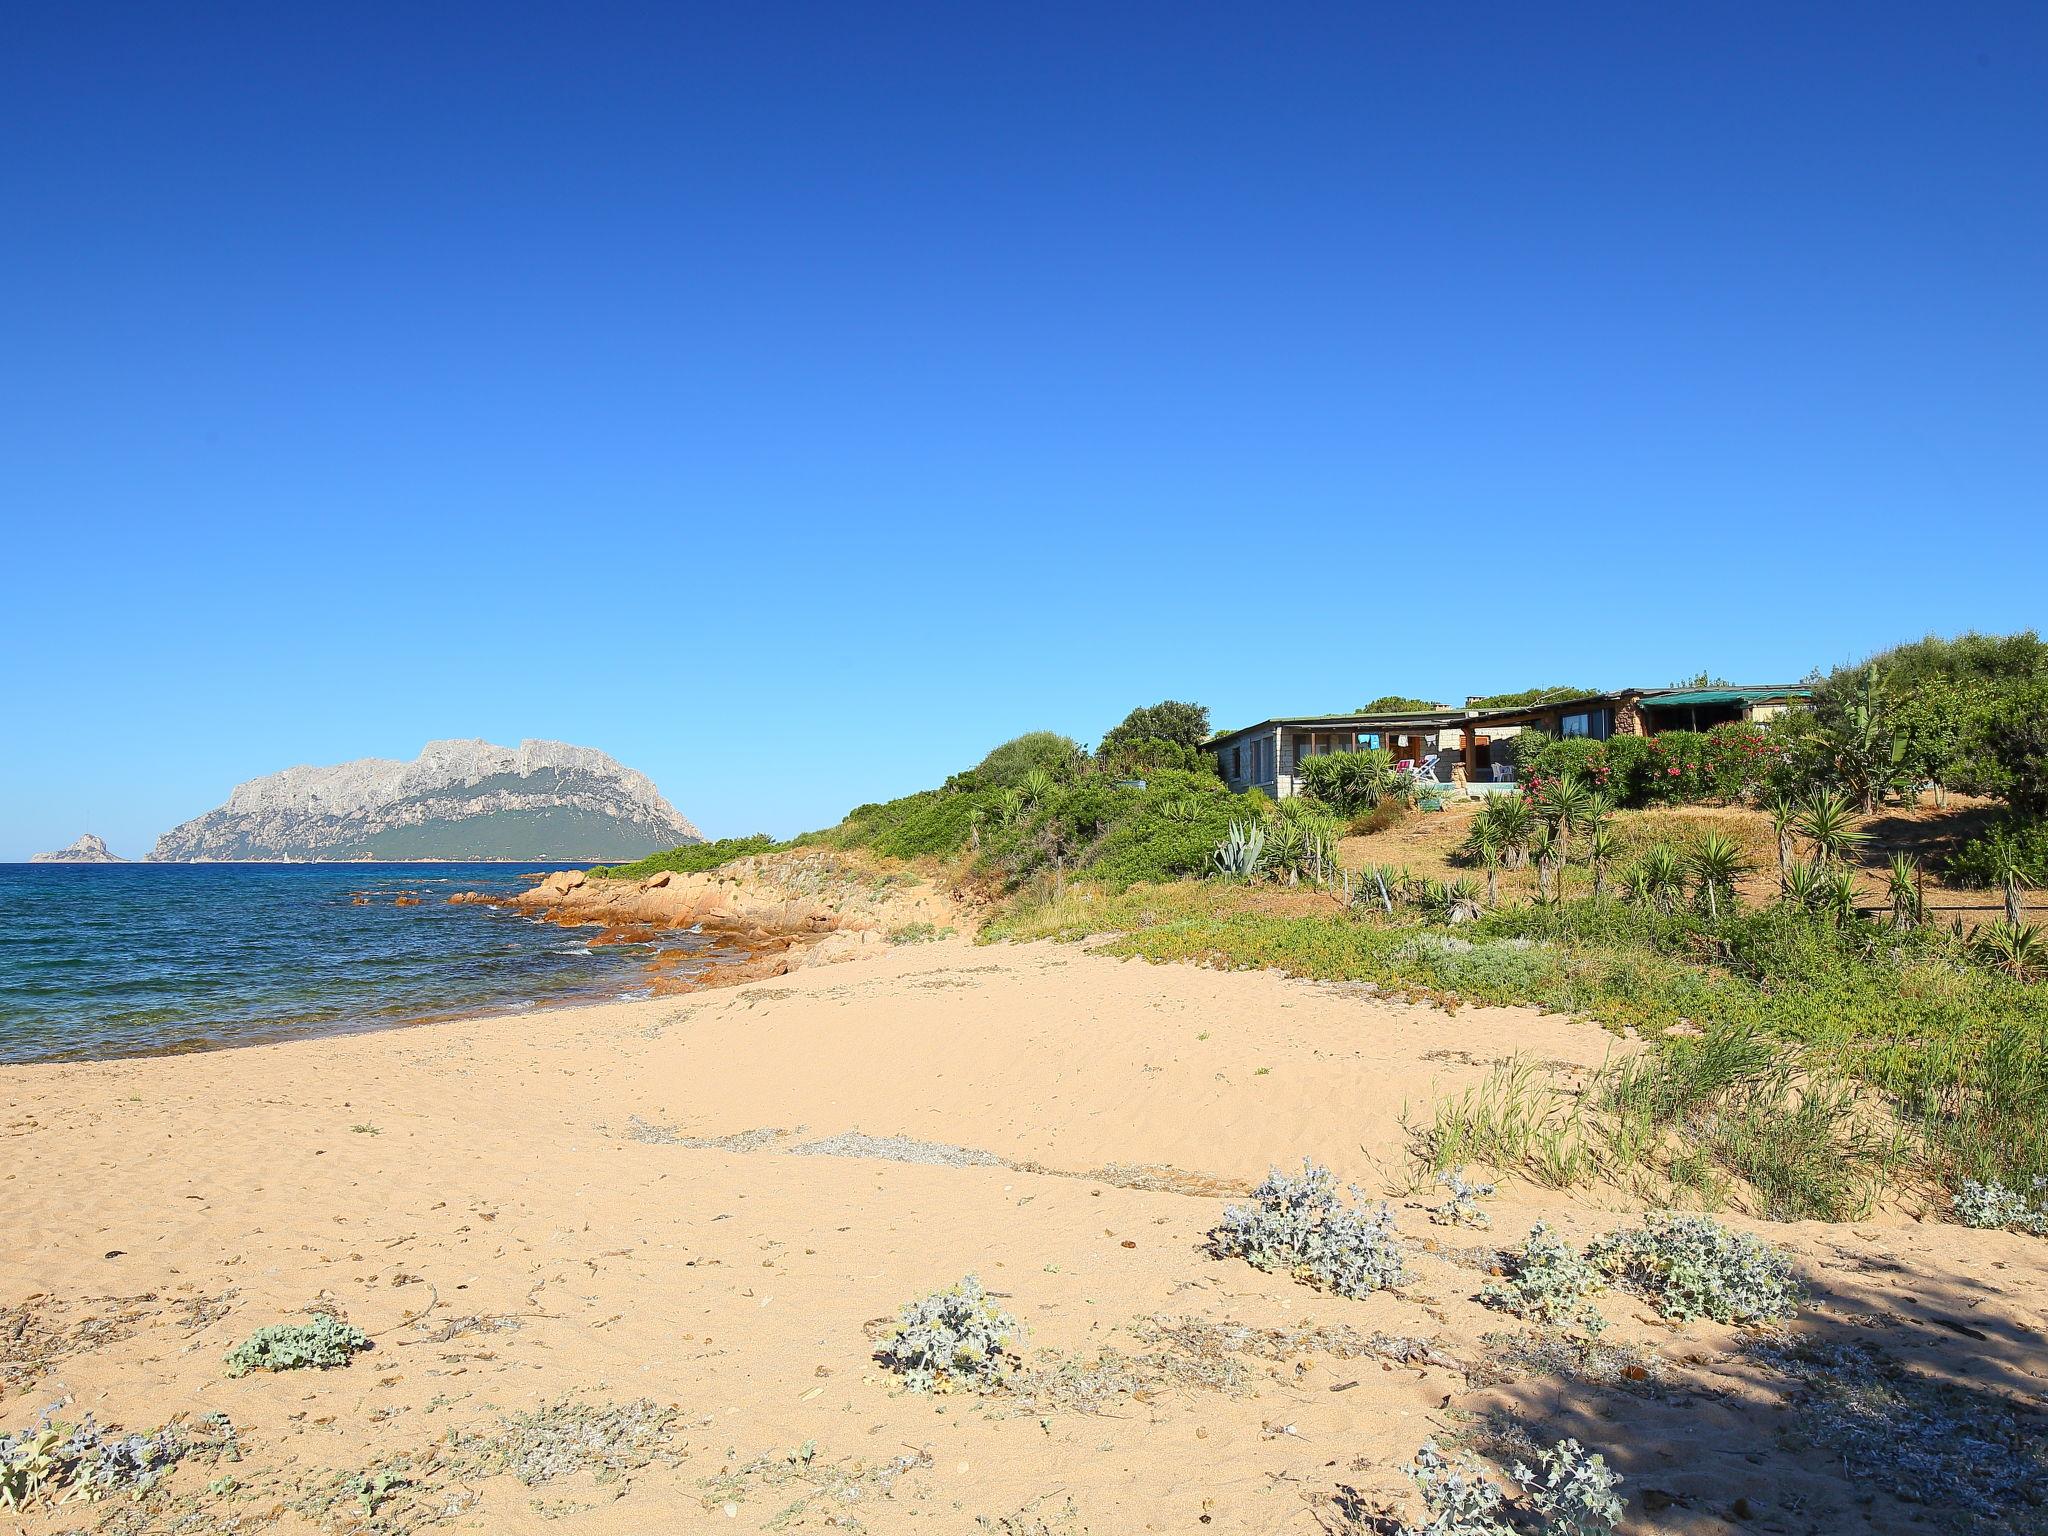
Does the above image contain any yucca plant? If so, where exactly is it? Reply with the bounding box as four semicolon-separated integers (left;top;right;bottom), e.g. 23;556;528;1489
1587;824;1618;902
1445;876;1484;925
1763;791;1798;886
1358;861;1401;915
1535;771;1594;859
1976;921;2045;980
1020;767;1058;805
1886;852;1922;930
1688;832;1747;921
1816;868;1861;925
1529;821;1560;904
1794;788;1867;868
1483;793;1535;869
1781;860;1826;912
1628;844;1686;916
1983;843;2036;929
1472;829;1502;908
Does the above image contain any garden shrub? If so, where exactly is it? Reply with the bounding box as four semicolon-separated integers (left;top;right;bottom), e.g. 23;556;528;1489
967;733;1086;789
1953;1177;2048;1235
223;1314;372;1376
1208;1161;1409;1298
1480;1222;1608;1334
1586;1212;1801;1324
874;1276;1019;1394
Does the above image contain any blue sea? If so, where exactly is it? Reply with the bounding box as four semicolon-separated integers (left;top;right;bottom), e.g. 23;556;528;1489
0;863;720;1064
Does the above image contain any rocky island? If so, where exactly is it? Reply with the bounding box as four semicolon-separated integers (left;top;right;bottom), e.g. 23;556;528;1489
29;833;127;863
148;739;701;862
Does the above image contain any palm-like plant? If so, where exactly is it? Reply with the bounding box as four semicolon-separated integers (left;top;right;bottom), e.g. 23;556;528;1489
1587;824;1619;902
1976;920;2046;981
1528;820;1559;904
1985;843;2036;929
1781;860;1826;912
1535;771;1594;859
1689;832;1747;921
1483;793;1535;870
1816;868;1861;925
1629;844;1686;915
1763;790;1799;886
1473;828;1502;908
1794;788;1868;868
1020;767;1058;805
1445;877;1484;925
1886;852;1922;930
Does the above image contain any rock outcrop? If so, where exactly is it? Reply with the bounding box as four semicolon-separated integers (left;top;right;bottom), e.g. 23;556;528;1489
30;834;127;863
149;740;701;862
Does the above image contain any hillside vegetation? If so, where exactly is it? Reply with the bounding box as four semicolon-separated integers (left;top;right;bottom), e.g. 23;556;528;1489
602;644;2048;1224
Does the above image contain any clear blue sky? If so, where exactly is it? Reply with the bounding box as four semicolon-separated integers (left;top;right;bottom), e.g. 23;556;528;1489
4;3;2045;857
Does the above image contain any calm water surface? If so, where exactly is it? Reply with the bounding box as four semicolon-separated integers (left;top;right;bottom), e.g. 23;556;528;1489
0;863;715;1063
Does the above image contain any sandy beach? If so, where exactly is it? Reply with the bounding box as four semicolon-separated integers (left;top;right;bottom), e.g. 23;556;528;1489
4;937;2044;1534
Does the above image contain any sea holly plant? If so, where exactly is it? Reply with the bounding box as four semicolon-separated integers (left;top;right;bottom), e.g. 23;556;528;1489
223;1313;372;1377
1479;1222;1607;1335
1209;1160;1409;1299
0;1408;239;1510
1396;1438;1622;1536
1429;1168;1496;1229
1953;1177;2048;1236
874;1276;1020;1394
1586;1212;1802;1325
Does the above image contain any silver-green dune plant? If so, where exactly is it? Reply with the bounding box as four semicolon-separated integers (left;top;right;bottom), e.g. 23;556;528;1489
874;1276;1019;1394
1209;1160;1409;1299
0;1408;237;1510
1397;1438;1622;1536
1479;1221;1607;1334
1953;1176;2048;1236
223;1314;371;1377
1211;819;1267;881
1428;1167;1495;1229
1586;1212;1801;1325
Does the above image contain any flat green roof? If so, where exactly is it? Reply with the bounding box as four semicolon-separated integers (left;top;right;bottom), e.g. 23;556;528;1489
1645;687;1809;708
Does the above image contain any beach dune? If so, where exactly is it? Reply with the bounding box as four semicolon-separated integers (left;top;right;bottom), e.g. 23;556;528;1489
2;939;2041;1533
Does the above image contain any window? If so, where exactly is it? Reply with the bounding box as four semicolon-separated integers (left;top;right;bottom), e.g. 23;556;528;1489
1560;709;1612;740
1229;745;1242;780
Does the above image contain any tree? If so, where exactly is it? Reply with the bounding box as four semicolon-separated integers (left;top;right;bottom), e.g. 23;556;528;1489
1098;701;1211;758
1358;694;1438;712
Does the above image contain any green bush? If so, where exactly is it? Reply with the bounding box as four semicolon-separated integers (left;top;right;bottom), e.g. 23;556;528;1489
1294;748;1396;813
966;732;1086;789
591;834;783;881
1950;818;2048;888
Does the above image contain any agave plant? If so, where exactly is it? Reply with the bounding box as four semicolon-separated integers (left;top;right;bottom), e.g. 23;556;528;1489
1886;852;1922;930
1688;832;1747;921
1212;819;1267;881
1628;844;1686;915
1976;920;2046;981
1794;788;1867;868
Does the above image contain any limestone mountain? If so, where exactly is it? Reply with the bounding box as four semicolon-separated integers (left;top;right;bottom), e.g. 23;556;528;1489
31;833;127;863
149;740;701;862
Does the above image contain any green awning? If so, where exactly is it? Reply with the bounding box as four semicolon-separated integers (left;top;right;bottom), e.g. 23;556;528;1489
1645;688;1806;708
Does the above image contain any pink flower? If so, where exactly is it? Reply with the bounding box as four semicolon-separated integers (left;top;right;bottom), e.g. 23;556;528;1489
1667;766;1681;776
